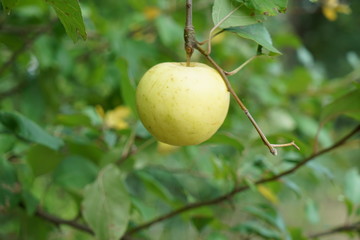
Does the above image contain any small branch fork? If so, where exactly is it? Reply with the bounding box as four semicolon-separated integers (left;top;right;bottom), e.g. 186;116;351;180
183;0;299;155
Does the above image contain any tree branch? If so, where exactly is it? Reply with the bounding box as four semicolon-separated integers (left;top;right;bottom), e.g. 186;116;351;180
25;125;359;239
308;221;360;239
122;125;360;238
34;207;94;235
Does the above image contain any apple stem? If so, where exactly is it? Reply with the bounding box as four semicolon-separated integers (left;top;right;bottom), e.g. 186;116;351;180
184;1;299;155
184;0;195;67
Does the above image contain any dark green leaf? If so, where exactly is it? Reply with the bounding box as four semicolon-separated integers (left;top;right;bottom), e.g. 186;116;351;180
191;215;214;232
0;157;20;210
0;111;64;150
212;0;265;28
320;88;360;123
83;164;130;240
225;23;281;54
21;191;39;215
1;0;18;14
0;135;16;154
53;156;98;191
26;145;62;177
19;214;54;240
240;0;288;16
45;0;87;42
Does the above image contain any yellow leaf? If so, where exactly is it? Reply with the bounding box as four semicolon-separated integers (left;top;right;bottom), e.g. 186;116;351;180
104;106;131;130
144;7;161;20
336;4;351;14
322;0;351;21
322;7;337;21
96;105;105;118
257;185;278;204
157;141;179;155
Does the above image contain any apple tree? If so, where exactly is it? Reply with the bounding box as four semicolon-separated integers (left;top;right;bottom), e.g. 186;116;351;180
1;0;359;239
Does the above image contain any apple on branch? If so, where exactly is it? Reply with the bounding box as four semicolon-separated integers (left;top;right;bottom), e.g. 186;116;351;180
136;62;230;146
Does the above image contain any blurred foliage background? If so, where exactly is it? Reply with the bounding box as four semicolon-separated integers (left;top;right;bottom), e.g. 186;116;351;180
0;0;359;239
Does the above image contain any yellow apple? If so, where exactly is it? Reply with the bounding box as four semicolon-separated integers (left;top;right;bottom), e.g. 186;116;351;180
136;62;230;146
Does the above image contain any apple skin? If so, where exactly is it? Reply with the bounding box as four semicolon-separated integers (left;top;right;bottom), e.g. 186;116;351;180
136;62;230;146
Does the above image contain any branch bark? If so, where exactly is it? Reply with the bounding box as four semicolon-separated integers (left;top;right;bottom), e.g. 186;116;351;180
122;125;360;238
34;206;94;234
308;221;360;239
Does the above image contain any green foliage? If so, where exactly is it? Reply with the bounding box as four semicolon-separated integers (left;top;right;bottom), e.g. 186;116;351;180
83;165;130;240
225;23;281;54
45;0;86;42
0;0;359;239
0;111;64;150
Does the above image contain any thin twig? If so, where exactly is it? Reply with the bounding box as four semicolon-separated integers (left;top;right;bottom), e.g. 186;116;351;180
308;221;360;239
122;125;360;237
225;55;258;76
34;207;94;234
205;5;241;55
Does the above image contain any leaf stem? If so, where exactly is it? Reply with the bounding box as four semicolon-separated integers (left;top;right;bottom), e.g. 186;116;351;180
204;5;241;55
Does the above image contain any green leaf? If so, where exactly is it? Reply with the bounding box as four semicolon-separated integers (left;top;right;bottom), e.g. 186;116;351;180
83;164;130;240
0;111;64;150
204;132;244;153
45;0;87;42
19;213;54;240
225;23;281;54
53;156;98;191
26;145;63;177
320;88;360;123
283;179;302;198
0;157;20;210
305;199;319;224
307;161;334;181
344;168;360;205
0;135;16;154
1;0;18;14
212;0;265;28
55;113;92;127
117;59;137;115
155;15;183;46
232;221;281;239
240;0;288;16
191;215;214;232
